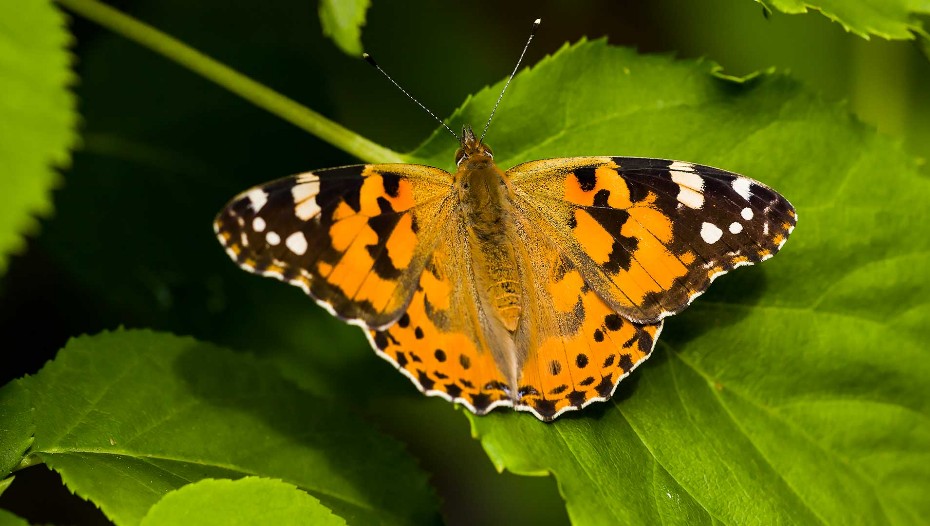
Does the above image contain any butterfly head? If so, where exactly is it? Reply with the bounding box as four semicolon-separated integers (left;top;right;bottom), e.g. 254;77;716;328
455;126;494;167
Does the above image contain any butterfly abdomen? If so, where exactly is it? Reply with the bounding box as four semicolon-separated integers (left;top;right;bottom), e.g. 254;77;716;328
459;160;524;335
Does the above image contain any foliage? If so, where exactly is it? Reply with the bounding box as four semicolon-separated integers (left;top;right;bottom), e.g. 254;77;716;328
0;0;78;274
1;0;928;524
319;0;370;56
758;0;930;40
418;39;930;524
140;478;347;525
1;330;437;525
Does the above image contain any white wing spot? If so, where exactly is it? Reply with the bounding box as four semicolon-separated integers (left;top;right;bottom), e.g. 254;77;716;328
670;164;704;209
732;178;753;201
246;189;268;212
286;231;308;255
701;222;723;244
729;222;743;234
741;207;754;220
266;231;281;245
292;180;322;220
252;217;266;232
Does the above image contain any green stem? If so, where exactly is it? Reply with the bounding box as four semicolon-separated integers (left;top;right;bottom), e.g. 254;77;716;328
56;0;405;164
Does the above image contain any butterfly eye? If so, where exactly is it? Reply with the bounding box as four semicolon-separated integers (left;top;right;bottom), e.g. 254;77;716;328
455;147;466;165
484;145;493;158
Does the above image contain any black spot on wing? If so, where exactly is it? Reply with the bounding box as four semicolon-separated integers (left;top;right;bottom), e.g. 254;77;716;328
567;390;586;407
394;351;408;368
471;392;492;413
445;383;463;398
618;354;634;373
638;326;655;353
574;166;598;192
604;314;624;331
576;354;589;368
459;354;471;369
532;398;557;420
595;374;615;398
417;370;435;390
381;171;401;198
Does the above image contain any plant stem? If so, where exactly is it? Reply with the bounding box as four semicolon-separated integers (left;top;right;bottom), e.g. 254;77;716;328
56;0;405;164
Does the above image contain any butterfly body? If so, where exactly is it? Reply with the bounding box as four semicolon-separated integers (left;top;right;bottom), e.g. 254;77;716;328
215;127;796;421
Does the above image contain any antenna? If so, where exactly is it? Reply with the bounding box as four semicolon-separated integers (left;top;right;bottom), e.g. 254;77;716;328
363;53;460;141
480;18;541;142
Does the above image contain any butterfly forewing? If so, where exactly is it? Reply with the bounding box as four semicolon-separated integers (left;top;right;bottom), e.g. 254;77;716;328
508;157;796;324
214;164;454;328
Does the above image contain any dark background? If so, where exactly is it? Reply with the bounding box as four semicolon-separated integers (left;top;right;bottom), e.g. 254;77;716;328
2;0;927;523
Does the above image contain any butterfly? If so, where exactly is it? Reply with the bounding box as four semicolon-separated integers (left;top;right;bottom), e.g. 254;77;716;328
214;125;796;421
214;22;796;421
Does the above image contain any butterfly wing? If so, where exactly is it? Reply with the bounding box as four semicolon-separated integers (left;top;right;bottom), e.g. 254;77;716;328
508;157;797;324
370;173;665;422
214;164;454;328
369;210;515;416
509;218;664;420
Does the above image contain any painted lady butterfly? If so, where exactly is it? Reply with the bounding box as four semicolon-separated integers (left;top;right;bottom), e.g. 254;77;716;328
214;23;796;421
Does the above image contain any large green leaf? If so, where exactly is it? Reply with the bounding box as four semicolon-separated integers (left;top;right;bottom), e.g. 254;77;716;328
17;329;438;525
140;477;346;525
409;40;930;524
0;0;78;274
757;0;930;40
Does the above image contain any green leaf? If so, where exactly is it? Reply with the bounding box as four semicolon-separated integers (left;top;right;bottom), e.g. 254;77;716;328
0;0;78;274
0;380;33;480
757;0;930;40
319;0;370;56
140;477;347;526
0;477;14;499
20;329;437;526
0;509;30;526
412;39;930;524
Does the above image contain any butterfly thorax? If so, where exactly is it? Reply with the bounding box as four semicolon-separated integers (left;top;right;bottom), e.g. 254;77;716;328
455;129;523;338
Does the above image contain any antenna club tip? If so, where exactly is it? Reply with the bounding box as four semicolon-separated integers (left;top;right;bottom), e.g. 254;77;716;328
362;53;378;66
533;18;541;26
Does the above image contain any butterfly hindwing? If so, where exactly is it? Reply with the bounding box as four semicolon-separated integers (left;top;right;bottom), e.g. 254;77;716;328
511;223;664;420
369;216;514;415
214;164;454;327
508;157;797;324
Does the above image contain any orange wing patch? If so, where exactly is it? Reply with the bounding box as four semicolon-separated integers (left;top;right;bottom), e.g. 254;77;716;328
369;244;513;415
516;285;662;420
